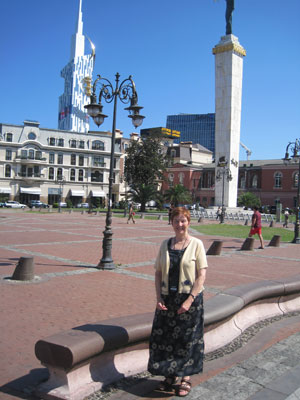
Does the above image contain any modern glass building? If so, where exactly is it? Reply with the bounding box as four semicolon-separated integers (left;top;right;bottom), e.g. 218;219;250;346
166;113;215;156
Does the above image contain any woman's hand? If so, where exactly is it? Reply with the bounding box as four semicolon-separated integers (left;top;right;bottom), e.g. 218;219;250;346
177;297;193;314
156;300;168;310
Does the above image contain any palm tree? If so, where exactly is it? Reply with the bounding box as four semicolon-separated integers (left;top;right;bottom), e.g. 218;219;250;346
164;184;192;207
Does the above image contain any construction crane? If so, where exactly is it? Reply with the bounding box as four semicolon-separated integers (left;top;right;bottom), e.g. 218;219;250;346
240;142;252;160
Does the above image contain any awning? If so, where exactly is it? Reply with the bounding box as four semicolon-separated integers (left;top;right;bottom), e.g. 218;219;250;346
91;190;106;197
70;190;84;197
20;187;41;195
0;187;11;194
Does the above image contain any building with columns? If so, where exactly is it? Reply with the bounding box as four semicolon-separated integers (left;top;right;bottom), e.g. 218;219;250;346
0;121;121;207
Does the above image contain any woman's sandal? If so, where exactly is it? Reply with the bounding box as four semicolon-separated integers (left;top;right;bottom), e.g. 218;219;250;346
157;377;178;392
178;378;192;397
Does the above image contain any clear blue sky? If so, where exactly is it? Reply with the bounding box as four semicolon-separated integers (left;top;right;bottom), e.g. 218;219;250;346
0;0;299;160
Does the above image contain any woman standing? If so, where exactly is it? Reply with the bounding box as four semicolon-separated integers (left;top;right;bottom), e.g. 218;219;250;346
148;207;208;397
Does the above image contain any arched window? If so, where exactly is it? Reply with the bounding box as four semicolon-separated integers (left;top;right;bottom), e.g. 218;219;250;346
293;172;299;188
168;173;174;187
78;169;84;182
240;176;246;189
71;154;76;165
49;137;56;146
70;169;76;181
92;140;104;150
91;171;103;182
5;164;11;177
57;168;63;180
251;175;258;188
28;149;35;159
6;133;13;142
274;172;282;188
49;167;54;180
179;172;184;184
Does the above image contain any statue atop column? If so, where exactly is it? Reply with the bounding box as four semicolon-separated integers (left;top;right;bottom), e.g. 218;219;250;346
225;0;235;35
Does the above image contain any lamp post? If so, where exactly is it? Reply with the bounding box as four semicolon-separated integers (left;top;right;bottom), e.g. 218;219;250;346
84;73;145;269
216;157;233;223
283;139;300;244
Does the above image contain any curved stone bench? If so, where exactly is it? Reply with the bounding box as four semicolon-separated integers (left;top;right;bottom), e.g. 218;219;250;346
35;275;300;400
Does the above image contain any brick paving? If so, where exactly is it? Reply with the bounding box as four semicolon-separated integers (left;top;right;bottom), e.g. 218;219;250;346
0;209;300;399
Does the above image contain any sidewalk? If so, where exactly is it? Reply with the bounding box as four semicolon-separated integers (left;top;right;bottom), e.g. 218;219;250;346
0;210;300;399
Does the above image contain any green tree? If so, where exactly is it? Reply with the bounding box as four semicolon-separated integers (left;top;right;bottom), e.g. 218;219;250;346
124;136;168;212
237;192;261;209
164;184;192;207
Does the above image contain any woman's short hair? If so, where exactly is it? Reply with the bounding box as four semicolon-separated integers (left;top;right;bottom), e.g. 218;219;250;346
171;207;191;223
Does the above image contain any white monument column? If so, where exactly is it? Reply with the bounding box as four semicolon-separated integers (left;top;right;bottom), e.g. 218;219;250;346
213;34;246;208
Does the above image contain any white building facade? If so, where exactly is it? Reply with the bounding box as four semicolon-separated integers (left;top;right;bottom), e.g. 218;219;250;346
0;121;121;207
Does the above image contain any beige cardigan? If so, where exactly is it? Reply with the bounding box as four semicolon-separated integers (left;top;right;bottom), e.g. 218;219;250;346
154;236;208;295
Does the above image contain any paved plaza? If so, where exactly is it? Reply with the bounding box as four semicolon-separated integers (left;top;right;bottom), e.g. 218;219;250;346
0;210;300;399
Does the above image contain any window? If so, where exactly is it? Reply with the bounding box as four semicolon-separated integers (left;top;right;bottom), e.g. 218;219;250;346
240;175;246;189
70;169;76;181
91;171;103;182
274;172;282;188
49;153;55;164
93;156;105;167
251;175;258;188
57;154;63;164
5;165;11;177
171;149;176;158
79;155;84;166
21;149;27;159
49;137;56;146
58;138;64;147
6;133;13;142
179;172;184;184
20;165;27;177
28;149;35;159
71;154;76;165
168;173;174;187
49;167;54;180
70;139;77;148
79;141;85;149
92;140;104;150
28;132;36;140
34;166;40;177
78;169;84;182
293;172;299;188
57;168;63;180
27;167;33;177
35;150;42;160
5;149;12;161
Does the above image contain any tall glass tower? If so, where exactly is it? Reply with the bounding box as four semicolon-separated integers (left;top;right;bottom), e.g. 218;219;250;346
166;113;215;156
58;0;95;133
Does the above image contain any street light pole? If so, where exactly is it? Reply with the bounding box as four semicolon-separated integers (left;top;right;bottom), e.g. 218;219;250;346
216;157;233;224
84;73;145;269
284;139;300;244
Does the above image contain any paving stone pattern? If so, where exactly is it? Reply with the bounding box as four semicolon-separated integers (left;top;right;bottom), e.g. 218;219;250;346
0;210;300;400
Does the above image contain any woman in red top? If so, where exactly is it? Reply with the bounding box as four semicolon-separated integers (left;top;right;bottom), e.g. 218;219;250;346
248;206;264;249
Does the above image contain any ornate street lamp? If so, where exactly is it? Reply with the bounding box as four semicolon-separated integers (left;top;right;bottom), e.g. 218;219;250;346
283;139;300;244
216;156;233;223
84;73;145;269
56;176;65;213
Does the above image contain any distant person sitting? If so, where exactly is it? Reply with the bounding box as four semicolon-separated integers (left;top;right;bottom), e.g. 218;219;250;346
248;206;264;249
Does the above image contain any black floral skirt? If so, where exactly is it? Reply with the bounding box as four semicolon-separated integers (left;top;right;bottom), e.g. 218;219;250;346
148;292;204;377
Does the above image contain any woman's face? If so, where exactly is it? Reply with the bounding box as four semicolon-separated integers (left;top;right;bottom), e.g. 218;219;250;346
172;213;190;236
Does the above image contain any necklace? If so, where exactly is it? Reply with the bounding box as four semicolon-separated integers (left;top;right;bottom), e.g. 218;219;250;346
173;236;188;250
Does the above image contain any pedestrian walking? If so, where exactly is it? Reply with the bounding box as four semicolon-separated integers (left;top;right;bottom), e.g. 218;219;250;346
283;209;289;228
248;206;264;249
127;203;135;224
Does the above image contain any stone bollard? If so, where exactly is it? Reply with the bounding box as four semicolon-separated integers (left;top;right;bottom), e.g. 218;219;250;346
206;240;223;256
244;219;248;226
269;221;274;227
12;257;35;281
268;235;281;247
240;237;255;251
140;213;144;219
